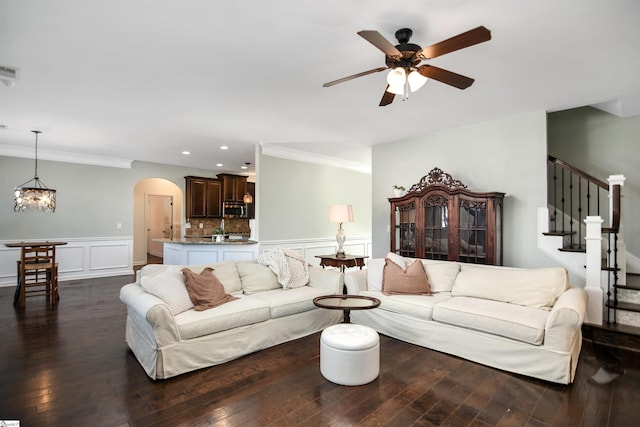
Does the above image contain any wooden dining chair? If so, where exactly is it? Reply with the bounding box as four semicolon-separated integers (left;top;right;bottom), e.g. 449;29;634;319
15;244;59;308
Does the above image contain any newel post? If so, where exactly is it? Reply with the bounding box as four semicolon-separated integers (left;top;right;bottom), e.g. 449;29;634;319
584;216;603;325
607;175;626;283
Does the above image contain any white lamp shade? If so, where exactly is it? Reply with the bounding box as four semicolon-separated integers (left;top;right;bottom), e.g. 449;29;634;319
329;204;354;223
407;70;428;92
387;82;405;96
386;67;406;86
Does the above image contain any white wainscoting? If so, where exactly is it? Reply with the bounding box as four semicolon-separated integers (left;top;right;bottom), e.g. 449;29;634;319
258;237;373;268
0;237;134;287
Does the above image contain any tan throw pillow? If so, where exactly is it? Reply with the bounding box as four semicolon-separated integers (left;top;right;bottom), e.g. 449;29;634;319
182;267;239;311
382;258;432;296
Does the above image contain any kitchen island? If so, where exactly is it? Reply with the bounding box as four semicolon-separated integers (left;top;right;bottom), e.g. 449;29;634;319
158;239;259;265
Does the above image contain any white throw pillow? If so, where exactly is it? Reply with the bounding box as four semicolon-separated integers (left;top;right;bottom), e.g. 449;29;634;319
140;265;194;315
385;252;408;271
420;260;461;293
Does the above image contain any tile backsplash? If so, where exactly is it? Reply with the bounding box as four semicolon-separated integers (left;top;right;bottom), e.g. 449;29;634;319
185;218;250;237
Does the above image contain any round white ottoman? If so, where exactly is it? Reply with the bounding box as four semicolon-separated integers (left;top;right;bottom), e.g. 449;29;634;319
320;323;380;386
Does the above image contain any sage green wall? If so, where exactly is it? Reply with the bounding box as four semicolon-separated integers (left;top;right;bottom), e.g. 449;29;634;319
371;111;553;268
0;156;219;240
547;106;639;255
256;154;371;242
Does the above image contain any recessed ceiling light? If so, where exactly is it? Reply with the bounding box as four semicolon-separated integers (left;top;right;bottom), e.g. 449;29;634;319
182;151;190;155
220;145;229;150
216;163;223;167
241;165;248;170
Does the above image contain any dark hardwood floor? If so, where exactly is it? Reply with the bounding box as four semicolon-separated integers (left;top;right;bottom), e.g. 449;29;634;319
1;275;639;427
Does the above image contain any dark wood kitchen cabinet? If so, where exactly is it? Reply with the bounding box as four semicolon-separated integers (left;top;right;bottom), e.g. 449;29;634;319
390;168;505;265
185;176;221;219
219;174;247;202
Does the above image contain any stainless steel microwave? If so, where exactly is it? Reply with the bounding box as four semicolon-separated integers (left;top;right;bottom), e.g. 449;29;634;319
223;202;247;218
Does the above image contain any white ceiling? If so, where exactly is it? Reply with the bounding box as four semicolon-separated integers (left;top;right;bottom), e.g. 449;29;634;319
1;0;639;176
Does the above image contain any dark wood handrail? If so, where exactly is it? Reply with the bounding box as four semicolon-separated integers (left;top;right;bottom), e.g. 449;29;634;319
548;155;608;189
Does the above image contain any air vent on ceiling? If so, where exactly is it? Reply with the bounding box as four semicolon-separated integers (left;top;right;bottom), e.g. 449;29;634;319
0;66;19;86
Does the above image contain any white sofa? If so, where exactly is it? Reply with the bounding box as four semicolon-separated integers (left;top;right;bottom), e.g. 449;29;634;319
120;260;342;379
344;257;588;384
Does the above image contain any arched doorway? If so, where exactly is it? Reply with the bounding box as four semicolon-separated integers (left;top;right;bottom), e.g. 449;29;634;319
133;178;182;267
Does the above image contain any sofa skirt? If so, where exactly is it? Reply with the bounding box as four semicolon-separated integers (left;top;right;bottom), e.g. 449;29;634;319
125;306;342;379
351;308;581;384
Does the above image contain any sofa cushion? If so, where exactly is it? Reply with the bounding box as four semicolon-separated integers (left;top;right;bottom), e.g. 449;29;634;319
367;257;461;294
182;267;238;311
237;261;281;294
206;261;243;296
421;260;461;293
175;296;270;340
140;262;243;296
258;248;310;289
367;258;385;291
249;286;334;319
361;290;452;321
385;252;408;270
382;258;431;295
140;265;194;315
452;265;569;309
433;296;549;345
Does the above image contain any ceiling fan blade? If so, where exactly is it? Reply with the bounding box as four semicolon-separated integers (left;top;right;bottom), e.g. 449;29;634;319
379;86;395;106
416;26;491;60
322;66;388;87
417;65;475;89
358;30;403;60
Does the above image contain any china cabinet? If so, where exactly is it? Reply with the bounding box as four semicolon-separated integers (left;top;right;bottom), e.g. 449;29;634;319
390;168;505;265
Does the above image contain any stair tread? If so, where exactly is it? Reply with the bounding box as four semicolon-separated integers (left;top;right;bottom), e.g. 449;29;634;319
615;283;640;291
606;300;640;313
543;231;576;236
558;246;586;253
584;323;640;338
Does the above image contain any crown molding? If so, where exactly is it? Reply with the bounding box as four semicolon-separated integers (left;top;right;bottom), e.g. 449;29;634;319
259;144;371;174
0;144;132;169
591;93;640;118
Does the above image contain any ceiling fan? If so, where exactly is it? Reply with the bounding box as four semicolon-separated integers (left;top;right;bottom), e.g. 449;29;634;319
322;26;491;106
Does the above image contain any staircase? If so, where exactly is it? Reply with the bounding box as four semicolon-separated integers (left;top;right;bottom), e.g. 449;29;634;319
539;156;640;329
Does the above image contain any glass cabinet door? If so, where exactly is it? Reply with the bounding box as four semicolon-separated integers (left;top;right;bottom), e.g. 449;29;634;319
458;198;488;263
395;203;416;257
423;196;449;260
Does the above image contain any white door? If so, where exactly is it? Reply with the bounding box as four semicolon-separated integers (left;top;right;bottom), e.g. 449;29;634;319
146;195;173;258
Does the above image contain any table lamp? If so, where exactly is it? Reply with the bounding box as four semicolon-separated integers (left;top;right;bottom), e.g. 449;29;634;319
329;204;354;257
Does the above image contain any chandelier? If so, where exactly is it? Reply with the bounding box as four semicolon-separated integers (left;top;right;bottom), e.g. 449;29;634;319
14;130;57;212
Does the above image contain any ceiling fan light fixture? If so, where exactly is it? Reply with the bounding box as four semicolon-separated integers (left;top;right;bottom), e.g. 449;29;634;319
386;67;407;95
387;82;405;96
386;67;406;87
407;70;428;92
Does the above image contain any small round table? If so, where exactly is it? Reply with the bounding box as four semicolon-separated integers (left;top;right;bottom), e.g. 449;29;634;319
313;294;380;323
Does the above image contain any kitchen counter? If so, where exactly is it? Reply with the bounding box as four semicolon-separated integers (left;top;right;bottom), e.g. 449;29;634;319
160;239;259;264
154;238;257;245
